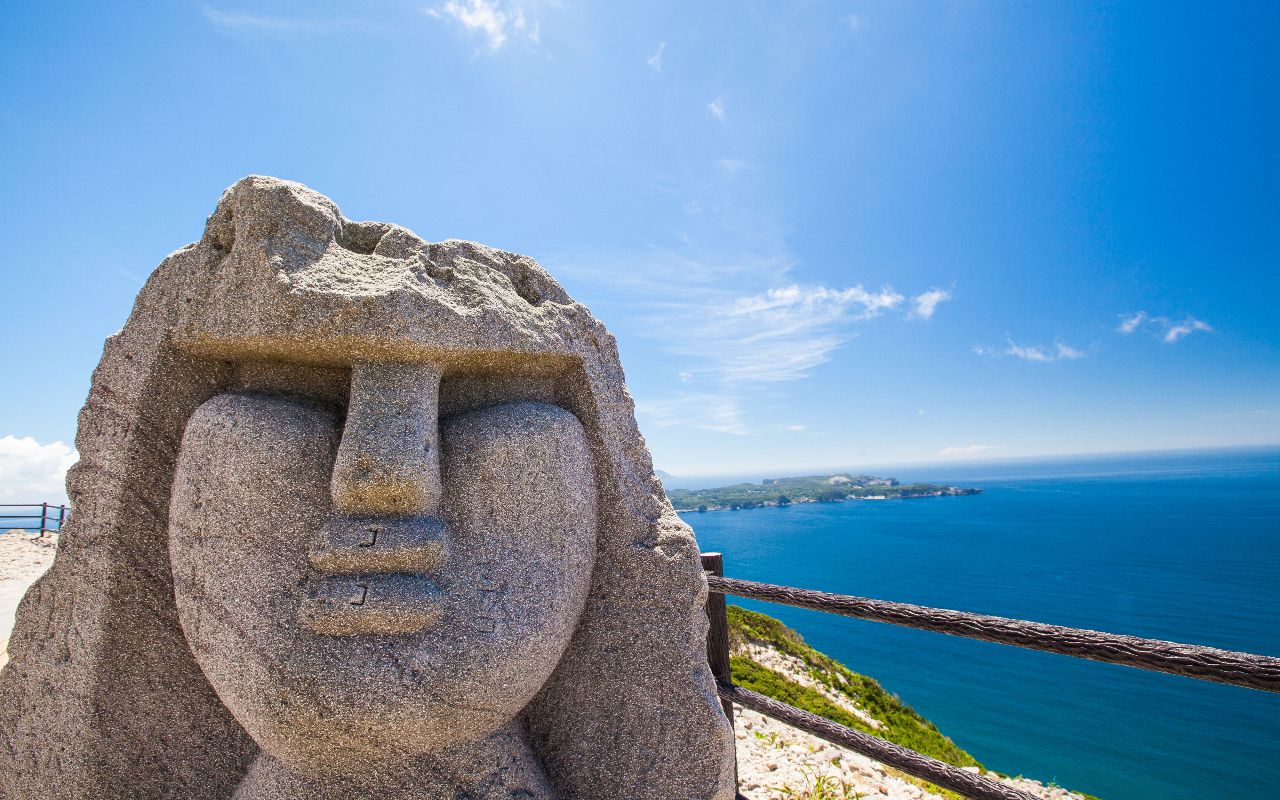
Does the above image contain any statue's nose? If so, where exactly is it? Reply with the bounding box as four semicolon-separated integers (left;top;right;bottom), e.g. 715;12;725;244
330;361;443;516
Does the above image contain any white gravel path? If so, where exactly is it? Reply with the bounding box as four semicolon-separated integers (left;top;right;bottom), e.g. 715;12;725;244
0;531;58;669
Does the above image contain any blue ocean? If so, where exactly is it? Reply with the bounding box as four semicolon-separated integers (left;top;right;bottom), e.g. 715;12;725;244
681;447;1280;800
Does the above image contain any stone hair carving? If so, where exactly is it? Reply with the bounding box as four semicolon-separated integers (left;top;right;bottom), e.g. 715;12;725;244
0;177;736;799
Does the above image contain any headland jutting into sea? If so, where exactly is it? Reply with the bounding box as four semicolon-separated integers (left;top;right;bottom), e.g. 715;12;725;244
668;473;981;512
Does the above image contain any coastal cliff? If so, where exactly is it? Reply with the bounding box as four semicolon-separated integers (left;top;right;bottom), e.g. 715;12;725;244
728;605;1100;800
668;474;980;512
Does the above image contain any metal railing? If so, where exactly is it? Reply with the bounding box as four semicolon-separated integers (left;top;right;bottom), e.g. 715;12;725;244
0;503;70;535
701;552;1280;800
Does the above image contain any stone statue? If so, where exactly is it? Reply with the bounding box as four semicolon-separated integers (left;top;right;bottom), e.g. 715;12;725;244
0;177;736;799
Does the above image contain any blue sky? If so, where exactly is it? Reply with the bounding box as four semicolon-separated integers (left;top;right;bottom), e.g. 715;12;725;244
1;1;1277;497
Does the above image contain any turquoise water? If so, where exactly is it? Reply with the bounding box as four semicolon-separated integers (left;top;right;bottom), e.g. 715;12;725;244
682;448;1280;800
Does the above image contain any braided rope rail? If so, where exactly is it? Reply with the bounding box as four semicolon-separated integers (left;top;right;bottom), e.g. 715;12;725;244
723;683;1039;800
708;575;1280;693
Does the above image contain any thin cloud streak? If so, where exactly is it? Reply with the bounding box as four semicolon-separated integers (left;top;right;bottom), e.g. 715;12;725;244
634;394;748;435
703;284;903;382
646;41;665;71
1118;311;1147;334
938;443;999;457
1163;318;1213;343
974;339;1086;362
202;7;377;34
1117;311;1213;343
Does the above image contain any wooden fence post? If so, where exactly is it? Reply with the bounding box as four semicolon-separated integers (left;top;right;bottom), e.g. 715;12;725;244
701;552;734;721
702;552;743;797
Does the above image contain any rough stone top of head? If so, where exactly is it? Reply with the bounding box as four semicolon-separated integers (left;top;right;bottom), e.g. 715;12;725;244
181;176;595;367
0;176;735;800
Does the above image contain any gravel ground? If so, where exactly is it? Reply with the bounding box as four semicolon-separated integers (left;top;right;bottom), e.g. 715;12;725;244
0;531;58;669
733;703;1088;800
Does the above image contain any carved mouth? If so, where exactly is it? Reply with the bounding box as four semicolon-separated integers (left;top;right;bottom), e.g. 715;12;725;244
298;516;447;636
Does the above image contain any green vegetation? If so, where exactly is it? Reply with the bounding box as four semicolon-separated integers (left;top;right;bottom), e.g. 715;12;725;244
727;605;1107;800
667;473;979;511
727;605;980;768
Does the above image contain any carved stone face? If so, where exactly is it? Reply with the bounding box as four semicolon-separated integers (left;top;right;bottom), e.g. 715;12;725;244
168;370;597;774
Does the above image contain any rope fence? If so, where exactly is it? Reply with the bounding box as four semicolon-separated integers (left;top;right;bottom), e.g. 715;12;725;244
701;552;1280;800
708;574;1280;694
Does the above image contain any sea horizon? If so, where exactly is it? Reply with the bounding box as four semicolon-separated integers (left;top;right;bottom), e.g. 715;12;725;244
660;443;1280;491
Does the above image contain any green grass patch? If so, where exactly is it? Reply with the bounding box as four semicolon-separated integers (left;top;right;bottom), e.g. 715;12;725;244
727;605;979;768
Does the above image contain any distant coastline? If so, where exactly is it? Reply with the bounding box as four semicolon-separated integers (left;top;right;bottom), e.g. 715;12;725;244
666;473;980;513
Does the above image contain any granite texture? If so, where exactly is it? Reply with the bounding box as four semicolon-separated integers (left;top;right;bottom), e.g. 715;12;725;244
0;176;736;799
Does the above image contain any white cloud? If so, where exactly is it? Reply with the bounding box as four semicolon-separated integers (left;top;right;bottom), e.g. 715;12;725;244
938;444;998;458
909;288;951;320
1163;318;1213;343
1117;311;1147;334
974;339;1086;362
708;98;725;121
1054;341;1086;359
678;370;694;383
782;424;808;432
1117;311;1213;343
726;284;903;321
426;0;538;52
716;158;746;173
0;436;77;504
846;14;862;32
635;394;748;435
647;41;666;71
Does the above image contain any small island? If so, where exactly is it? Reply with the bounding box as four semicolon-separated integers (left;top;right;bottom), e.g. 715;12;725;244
667;473;981;512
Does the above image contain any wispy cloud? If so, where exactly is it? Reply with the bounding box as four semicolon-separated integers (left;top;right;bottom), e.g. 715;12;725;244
717;158;746;174
974;339;1086;362
846;14;862;32
634;394;748;435
202;7;375;35
938;443;998;458
1163;318;1213;342
0;436;77;504
552;155;942;435
909;288;951;320
559;240;940;433
425;0;539;52
701;284;903;382
1117;311;1147;334
647;41;666;71
1117;311;1213;343
708;98;725;121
